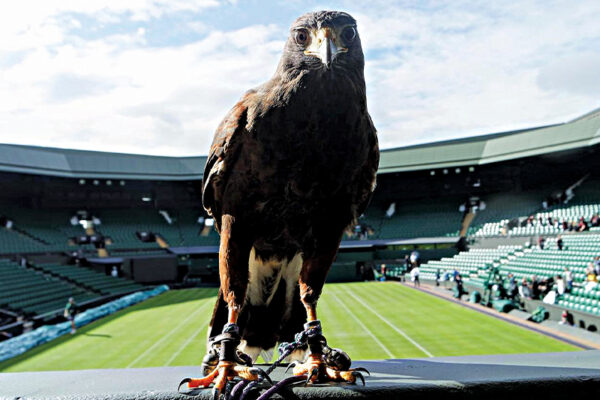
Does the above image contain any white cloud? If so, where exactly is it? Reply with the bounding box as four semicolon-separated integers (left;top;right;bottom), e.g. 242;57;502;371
0;1;599;156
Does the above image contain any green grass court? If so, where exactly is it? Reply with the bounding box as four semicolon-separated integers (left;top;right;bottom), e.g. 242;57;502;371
0;282;578;372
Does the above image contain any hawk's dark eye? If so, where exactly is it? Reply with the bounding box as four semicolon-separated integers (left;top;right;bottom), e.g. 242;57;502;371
342;26;356;43
295;29;309;46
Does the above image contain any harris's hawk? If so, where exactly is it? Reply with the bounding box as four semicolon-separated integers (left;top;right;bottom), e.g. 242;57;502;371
180;10;379;397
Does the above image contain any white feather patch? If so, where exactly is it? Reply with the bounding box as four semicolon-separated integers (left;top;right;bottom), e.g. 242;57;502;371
260;348;274;363
239;340;261;362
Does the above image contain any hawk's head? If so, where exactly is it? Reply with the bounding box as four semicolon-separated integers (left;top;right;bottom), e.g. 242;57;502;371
279;11;364;75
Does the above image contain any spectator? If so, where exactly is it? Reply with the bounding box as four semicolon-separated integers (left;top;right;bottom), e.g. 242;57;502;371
454;274;465;299
591;213;600;227
410;265;420;287
584;263;598;292
452;268;460;281
577;217;589;232
404;255;411;271
507;273;518;299
594;256;600;276
435;269;441;287
380;264;387;281
559;310;574;326
409;250;421;267
519;277;531;299
531;275;540;299
64;297;78;334
538;236;545;250
564;267;573;292
556;235;563;251
111;266;119;277
555;275;565;295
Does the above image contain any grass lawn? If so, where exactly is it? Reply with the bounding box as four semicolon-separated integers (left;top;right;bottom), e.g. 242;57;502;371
0;282;578;372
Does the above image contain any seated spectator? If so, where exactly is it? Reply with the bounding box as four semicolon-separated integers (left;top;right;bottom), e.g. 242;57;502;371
538;276;554;297
577;217;589;232
594;256;600;276
561;220;569;231
530;275;540;299
564;267;573;292
584;263;598;292
559;310;574;326
591;213;600;227
507;273;518;300
555;275;565;295
519;277;532;299
538;236;545;250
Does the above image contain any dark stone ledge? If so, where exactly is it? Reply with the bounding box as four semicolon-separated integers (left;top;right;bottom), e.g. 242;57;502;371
1;351;599;400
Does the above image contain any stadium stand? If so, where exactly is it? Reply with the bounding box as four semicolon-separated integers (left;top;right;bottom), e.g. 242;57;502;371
419;232;600;318
0;259;97;317
1;106;600;338
356;199;464;240
32;263;145;296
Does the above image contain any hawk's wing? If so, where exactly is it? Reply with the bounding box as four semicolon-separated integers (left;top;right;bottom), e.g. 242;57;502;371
202;91;254;232
355;114;380;218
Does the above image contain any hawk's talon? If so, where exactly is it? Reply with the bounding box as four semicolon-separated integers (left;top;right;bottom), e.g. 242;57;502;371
284;362;297;375
305;367;319;385
352;371;365;386
251;367;274;385
177;378;193;394
352;367;370;376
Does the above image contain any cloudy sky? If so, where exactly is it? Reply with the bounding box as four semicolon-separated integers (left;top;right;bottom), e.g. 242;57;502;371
1;0;599;156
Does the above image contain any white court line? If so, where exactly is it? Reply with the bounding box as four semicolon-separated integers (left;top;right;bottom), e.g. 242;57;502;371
127;300;213;368
343;287;433;358
329;291;395;359
166;318;211;366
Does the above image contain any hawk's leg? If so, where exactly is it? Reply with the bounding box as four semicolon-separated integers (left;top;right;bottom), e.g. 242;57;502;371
178;216;270;397
290;246;367;385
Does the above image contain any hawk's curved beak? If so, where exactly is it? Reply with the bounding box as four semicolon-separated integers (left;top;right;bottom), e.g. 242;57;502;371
305;27;346;69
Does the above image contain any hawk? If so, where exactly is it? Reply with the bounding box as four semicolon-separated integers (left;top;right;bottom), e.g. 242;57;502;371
180;10;379;397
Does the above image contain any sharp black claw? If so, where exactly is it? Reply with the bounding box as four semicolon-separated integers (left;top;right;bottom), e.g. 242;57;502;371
353;367;370;376
305;367;318;385
284;362;297;374
177;378;191;393
352;371;365;386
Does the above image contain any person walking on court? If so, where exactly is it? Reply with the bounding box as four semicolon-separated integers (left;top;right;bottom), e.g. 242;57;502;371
64;297;78;334
410;265;420;288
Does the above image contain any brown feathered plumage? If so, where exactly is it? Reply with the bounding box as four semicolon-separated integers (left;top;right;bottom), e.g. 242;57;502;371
202;8;378;372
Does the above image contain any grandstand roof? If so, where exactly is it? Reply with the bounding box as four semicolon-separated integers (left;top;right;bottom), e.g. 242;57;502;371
379;107;600;173
0;144;206;180
1;108;599;179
